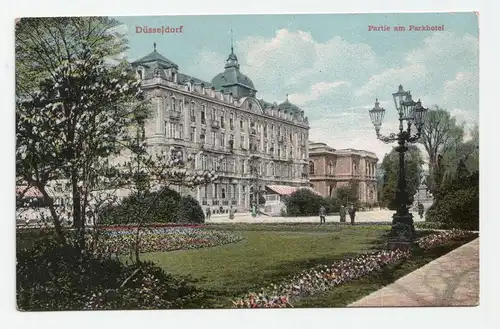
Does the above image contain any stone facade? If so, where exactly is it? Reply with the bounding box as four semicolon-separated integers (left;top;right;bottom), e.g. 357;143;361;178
308;142;378;203
124;45;310;213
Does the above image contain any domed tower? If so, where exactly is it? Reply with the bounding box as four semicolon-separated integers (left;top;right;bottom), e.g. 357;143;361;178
211;45;257;99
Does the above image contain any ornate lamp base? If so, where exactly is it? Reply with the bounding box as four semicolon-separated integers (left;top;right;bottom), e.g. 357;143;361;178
387;213;416;250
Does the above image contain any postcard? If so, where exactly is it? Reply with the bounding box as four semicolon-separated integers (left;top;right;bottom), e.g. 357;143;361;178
15;12;479;311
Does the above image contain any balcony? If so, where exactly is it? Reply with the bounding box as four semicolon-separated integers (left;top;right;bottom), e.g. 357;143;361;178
212;199;219;206
231;200;237;205
250;129;257;136
222;200;229;206
221;121;226;129
278;136;285;143
211;121;220;129
190;115;196;122
169;111;181;120
201;118;206;124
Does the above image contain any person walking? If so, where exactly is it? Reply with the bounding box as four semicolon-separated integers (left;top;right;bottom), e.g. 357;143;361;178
418;202;425;219
339;205;347;223
348;204;356;225
206;206;211;220
319;205;326;224
229;205;235;220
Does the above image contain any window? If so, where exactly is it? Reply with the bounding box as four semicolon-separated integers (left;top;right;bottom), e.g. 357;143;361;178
171;97;176;112
241;135;245;149
212;157;218;170
241;160;245;173
190;103;195;121
277;148;281;157
220;114;225;128
328;161;334;175
211;131;216;145
240;119;243;129
309;161;315;175
230;113;234;129
201;128;206;142
179;99;183;113
221;187;226;199
201;105;206;124
164;121;168;136
190;127;196;142
290;133;293;142
211;108;217;121
202;155;207;170
178;124;183;139
169;123;175;138
220;132;225;147
221;159;226;172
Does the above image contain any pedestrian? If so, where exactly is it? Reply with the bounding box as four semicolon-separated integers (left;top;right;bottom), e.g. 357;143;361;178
339;205;347;223
348;204;356;225
319;205;326;224
206;206;211;220
229;205;235;220
418;202;425;219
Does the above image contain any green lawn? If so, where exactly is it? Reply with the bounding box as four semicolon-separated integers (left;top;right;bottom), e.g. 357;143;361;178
140;223;446;307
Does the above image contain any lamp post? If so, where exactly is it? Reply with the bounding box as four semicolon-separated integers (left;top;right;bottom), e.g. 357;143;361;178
369;85;428;249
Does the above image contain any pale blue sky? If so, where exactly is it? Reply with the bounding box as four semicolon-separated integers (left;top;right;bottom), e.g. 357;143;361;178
112;12;479;160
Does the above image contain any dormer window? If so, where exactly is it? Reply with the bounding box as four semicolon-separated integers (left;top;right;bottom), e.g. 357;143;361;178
136;69;144;80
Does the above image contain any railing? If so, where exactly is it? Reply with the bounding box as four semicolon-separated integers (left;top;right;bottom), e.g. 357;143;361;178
222;200;229;206
211;121;220;129
201;117;206;124
278;136;284;143
190;115;196;122
231;200;237;205
212;199;219;206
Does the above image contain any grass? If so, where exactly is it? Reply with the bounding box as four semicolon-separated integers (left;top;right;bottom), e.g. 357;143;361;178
139;223;449;308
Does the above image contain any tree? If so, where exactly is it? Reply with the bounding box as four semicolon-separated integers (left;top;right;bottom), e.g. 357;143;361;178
336;180;359;206
419;106;464;194
16;17;127;98
379;145;423;210
15;18;217;255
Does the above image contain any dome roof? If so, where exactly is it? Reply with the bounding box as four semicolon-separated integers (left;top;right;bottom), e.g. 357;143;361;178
278;95;301;113
211;48;256;91
211;70;255;90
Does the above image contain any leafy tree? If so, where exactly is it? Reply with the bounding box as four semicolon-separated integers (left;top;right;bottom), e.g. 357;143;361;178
335;180;359;206
15;17;217;258
419;106;464;194
379;145;423;210
16;17;127;98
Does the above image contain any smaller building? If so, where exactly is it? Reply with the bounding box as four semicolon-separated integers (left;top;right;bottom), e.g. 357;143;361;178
264;184;320;216
308;142;378;203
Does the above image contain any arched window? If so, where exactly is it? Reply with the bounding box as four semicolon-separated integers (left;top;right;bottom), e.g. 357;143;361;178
309;161;315;175
171;97;176;112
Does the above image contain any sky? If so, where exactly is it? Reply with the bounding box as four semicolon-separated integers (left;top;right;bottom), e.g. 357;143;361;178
112;12;479;161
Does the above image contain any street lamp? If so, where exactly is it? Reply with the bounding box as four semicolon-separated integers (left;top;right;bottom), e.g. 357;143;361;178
369;85;428;249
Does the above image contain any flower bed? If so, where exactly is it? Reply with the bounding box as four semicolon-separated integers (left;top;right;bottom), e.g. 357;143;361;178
93;227;243;255
232;229;475;308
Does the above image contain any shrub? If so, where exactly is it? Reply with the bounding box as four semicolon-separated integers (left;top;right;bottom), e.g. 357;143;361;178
426;186;478;230
284;189;324;217
426;170;479;230
99;188;183;224
175;195;205;223
16;236;204;311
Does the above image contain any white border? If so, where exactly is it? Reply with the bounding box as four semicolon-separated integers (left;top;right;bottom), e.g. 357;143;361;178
2;1;498;329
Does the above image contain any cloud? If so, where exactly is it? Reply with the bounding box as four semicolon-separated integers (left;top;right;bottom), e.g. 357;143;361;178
289;81;350;105
192;29;478;161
